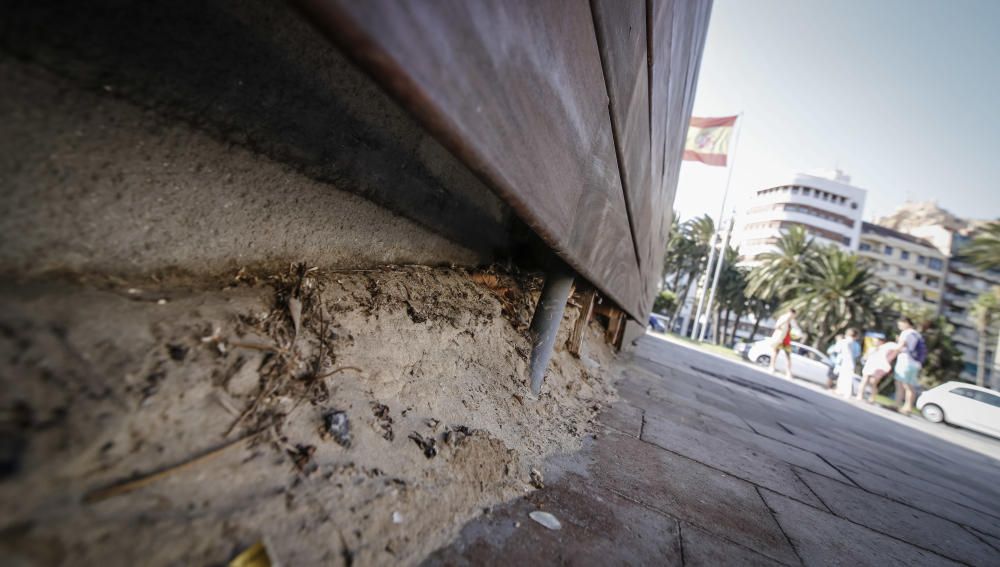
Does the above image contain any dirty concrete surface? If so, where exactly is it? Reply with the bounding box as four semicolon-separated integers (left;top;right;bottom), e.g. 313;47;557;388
426;335;1000;566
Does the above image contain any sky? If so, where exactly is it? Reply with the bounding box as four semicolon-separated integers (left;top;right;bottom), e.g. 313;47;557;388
673;0;1000;225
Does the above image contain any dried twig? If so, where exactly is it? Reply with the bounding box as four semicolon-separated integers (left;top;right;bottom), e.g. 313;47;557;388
83;427;268;504
315;366;362;380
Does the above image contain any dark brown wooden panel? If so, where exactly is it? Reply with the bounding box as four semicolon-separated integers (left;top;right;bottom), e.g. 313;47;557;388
592;0;653;280
294;0;644;319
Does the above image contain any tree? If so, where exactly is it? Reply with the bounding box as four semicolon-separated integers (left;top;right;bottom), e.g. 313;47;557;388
743;295;775;342
782;246;880;349
713;246;748;345
918;317;966;389
746;226;819;304
662;215;716;331
660;213;685;292
963;221;1000;271
652;290;677;315
970;286;1000;387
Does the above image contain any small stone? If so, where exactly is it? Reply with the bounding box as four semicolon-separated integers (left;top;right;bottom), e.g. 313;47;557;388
529;511;561;530
321;410;352;448
392;511;404;524
530;467;544;489
408;431;437;459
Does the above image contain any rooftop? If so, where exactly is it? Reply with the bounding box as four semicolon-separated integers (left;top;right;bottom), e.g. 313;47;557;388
861;221;938;250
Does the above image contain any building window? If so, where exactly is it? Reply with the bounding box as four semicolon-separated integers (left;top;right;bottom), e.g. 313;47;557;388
928;258;943;270
851;202;858;209
914;273;923;282
791;186;800;194
802;188;811;196
901;251;910;260
859;242;872;251
884;245;894;256
917;255;926;265
881;262;889;271
927;277;940;287
898;267;906;276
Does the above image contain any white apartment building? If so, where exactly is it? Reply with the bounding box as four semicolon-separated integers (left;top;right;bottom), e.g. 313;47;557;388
736;170;867;259
858;222;947;312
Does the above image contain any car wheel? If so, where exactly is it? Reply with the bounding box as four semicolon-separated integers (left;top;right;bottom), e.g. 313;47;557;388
755;355;771;366
921;404;945;424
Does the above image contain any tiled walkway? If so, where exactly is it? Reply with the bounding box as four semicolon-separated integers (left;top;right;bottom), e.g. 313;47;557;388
425;336;1000;566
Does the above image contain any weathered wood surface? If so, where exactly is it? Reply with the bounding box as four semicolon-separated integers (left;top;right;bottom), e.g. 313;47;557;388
567;286;598;357
592;0;652;279
294;0;712;320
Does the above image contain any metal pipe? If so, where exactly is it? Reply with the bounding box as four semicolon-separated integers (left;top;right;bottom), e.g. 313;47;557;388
528;261;575;396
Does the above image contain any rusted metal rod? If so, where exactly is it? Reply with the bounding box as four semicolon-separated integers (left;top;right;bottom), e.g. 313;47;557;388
528;261;575;395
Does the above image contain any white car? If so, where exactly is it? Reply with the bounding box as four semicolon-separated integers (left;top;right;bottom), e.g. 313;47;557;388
745;340;835;386
917;382;1000;437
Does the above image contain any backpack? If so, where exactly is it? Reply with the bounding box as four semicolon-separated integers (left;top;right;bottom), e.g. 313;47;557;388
911;336;928;365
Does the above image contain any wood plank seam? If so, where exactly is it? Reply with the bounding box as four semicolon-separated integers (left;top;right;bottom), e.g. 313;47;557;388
588;0;644;272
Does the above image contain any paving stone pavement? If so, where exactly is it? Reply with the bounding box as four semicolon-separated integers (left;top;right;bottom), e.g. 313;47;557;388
424;335;1000;566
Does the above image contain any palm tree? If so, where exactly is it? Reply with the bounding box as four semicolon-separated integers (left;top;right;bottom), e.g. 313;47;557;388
713;247;747;345
964;221;1000;271
661;213;685;292
664;215;715;331
743;295;774;342
782;246;881;349
969;286;1000;387
746;226;819;304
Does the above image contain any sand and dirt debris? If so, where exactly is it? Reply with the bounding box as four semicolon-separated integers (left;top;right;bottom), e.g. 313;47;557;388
0;264;618;565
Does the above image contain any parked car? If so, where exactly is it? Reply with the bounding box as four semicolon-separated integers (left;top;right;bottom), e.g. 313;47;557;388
746;339;839;386
648;314;667;333
916;382;1000;437
732;340;752;359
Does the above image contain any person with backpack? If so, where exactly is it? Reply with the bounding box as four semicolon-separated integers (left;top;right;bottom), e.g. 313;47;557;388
891;317;926;415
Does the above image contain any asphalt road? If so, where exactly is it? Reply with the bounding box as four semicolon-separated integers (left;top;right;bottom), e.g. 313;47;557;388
426;333;1000;566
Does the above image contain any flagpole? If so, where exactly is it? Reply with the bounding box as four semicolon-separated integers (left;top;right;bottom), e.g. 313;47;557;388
695;112;743;342
700;214;735;342
689;234;717;339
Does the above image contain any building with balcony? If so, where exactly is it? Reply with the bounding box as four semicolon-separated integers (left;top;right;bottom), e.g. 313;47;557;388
875;202;998;386
940;233;1000;385
736;170;866;259
858;222;947;312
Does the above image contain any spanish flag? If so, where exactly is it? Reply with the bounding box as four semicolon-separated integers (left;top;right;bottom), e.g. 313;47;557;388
683;115;738;167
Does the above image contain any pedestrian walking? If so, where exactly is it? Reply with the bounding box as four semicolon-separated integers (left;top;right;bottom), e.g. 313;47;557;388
768;308;802;380
832;328;860;397
891;317;926;414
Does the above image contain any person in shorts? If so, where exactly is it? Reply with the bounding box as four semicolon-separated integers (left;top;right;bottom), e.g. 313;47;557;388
891;317;923;414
